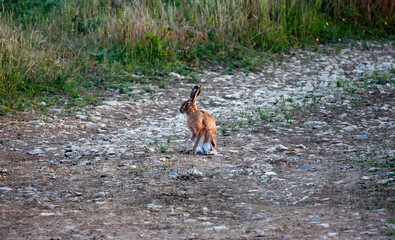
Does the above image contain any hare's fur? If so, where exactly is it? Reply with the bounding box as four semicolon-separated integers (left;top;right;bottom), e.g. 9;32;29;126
180;86;217;155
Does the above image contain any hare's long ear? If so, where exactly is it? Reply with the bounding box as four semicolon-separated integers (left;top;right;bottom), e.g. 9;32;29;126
190;85;201;102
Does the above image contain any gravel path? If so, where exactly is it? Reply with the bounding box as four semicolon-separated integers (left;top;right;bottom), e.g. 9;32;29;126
1;41;394;239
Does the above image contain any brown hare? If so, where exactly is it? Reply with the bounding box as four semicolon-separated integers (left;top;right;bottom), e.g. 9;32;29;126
180;85;217;155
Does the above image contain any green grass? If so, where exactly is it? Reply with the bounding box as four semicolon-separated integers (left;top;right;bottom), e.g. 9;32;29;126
0;0;394;114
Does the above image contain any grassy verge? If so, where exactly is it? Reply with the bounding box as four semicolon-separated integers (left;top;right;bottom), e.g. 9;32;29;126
0;0;393;115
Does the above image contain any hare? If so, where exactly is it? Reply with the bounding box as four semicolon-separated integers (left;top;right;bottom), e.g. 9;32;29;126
180;85;217;155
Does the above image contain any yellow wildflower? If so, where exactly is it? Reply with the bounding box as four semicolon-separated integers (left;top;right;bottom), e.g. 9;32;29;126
301;24;303;27
342;18;345;22
18;72;20;75
326;22;328;26
384;21;388;25
73;29;75;32
316;38;319;42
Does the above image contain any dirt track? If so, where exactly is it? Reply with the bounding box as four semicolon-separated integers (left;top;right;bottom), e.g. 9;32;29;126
1;42;394;239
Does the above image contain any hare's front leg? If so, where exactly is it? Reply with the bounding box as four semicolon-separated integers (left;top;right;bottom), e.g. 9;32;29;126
183;132;196;152
192;132;203;155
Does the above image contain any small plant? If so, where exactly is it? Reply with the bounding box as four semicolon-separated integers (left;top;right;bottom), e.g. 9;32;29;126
336;77;344;87
245;226;254;233
180;226;187;233
221;128;229;136
157;144;168;153
292;103;301;110
284;114;292;123
231;124;237;132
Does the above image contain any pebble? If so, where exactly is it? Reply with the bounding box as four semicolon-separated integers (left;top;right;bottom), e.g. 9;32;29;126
147;204;163;210
93;192;106;198
298;166;313;171
265;171;277;176
343;125;358;132
205;225;227;231
188;169;204;177
86;123;100;131
39;212;56;217
169;172;180;177
27;148;44;155
0;187;12;191
184;219;196;224
319;223;330;228
354;134;369;139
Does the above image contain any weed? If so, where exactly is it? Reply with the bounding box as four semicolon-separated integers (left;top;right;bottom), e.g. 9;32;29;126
245;226;254;233
180;226;187;233
284;114;293;123
157;144;168;153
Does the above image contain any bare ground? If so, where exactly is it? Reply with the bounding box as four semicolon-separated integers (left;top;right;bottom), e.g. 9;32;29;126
1;42;394;239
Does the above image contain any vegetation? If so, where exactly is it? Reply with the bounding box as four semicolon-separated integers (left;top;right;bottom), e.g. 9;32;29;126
0;0;393;114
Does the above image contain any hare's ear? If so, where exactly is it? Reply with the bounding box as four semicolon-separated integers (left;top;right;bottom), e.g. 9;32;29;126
190;85;201;101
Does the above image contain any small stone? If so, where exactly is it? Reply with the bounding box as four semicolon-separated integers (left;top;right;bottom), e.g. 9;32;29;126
148;148;155;154
319;223;330;228
276;145;288;151
205;225;227;231
107;148;116;155
354;134;369;139
39;212;56;216
202;207;209;214
265;146;277;153
295;144;306;149
147;204;163;210
118;161;127;167
328;232;338;237
0;187;12;191
184;219;196;224
265;171;277;176
86;123;100;130
188;169;204;177
343;125;357;132
27;148;44;155
170;172;180;177
0;168;9;174
298;166;313;171
103;135;111;141
93;192;105;198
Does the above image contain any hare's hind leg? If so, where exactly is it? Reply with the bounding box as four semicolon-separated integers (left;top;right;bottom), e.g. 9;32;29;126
205;130;217;155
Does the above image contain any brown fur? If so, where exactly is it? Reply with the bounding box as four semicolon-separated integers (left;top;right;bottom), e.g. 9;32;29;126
180;86;217;155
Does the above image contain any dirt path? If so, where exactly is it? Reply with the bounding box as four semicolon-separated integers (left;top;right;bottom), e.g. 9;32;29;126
1;42;394;239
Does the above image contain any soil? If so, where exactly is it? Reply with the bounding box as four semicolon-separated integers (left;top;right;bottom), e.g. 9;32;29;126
1;42;394;239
